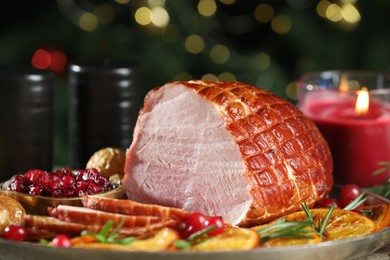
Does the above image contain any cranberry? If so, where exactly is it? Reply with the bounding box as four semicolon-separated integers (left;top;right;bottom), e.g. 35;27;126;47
29;185;43;195
178;221;195;239
6;168;113;198
62;176;76;187
204;216;224;236
317;197;340;208
186;212;207;233
24;169;46;184
4;224;27;241
339;184;363;208
87;183;101;194
52;234;72;248
178;212;225;239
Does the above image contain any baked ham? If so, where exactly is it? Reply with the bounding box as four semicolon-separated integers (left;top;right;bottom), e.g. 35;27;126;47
123;80;333;227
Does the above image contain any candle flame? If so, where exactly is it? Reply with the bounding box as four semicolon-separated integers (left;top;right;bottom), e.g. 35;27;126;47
355;87;369;116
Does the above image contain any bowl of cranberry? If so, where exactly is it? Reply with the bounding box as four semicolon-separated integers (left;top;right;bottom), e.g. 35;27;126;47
0;168;126;215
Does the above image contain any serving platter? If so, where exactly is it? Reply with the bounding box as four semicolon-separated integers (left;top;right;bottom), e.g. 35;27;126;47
0;226;388;260
0;188;389;260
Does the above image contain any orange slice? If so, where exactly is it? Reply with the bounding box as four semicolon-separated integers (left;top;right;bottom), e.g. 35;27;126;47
361;203;390;231
190;227;259;251
72;227;179;251
281;208;376;241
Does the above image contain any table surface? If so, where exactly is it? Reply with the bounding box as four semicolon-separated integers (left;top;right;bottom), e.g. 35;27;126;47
359;244;390;260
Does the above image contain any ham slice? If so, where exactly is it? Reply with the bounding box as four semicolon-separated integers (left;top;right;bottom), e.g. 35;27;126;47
51;205;179;230
82;196;191;221
123;80;333;226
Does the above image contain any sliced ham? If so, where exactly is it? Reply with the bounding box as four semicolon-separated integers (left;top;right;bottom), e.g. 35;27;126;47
25;215;99;239
82;196;191;221
51;205;180;230
123;80;333;226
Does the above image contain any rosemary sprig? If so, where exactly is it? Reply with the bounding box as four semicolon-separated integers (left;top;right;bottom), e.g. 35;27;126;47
343;192;367;211
257;217;315;243
372;161;390;176
300;202;335;237
81;217;135;245
173;225;217;250
318;204;335;236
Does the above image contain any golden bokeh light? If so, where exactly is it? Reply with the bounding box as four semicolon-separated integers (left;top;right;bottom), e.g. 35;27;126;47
201;73;218;81
316;0;331;18
254;4;274;23
254;52;271;70
210;44;230;64
94;4;115;24
285;82;298;100
173;71;193;81
148;0;166;6
326;4;343;22
79;12;98;32
271;15;291;34
151;6;170;28
198;0;217;17
185;34;205;54
218;72;236;82
341;3;361;24
219;0;236;5
135;7;153;26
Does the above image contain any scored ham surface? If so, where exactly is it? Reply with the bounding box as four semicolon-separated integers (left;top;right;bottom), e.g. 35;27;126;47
123;80;333;226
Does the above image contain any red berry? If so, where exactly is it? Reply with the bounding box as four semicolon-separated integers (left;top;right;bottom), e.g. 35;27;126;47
29;185;43;195
52;234;72;248
317;197;340;208
339;184;362;208
177;221;195;239
186;212;207;233
4;224;27;241
204;216;224;236
24;169;46;184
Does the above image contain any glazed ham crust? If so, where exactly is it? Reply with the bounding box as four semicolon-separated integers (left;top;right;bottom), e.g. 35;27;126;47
123;80;333;226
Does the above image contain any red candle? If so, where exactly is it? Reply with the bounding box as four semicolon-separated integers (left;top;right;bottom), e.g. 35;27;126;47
300;89;390;187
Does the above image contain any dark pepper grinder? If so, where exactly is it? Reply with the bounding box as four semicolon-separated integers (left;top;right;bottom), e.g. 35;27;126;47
68;59;141;169
0;66;53;181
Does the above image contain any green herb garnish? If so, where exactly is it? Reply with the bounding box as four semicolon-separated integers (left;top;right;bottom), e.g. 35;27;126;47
300;202;335;237
257;217;315;243
343;192;367;211
173;225;217;250
81;217;135;245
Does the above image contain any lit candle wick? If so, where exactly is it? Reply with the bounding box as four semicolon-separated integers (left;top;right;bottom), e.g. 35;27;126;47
355;87;369;116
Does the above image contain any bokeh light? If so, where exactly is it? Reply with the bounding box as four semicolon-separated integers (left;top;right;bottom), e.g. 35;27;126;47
198;0;217;17
326;4;343;22
254;52;271;70
49;50;68;73
173;71;193;81
271;15;292;34
218;72;236;82
201;73;218;81
210;44;230;64
94;4;115;24
79;12;98;32
135;7;153;26
219;0;236;5
31;49;68;73
254;4;274;23
151;6;170;28
341;3;361;24
185;34;205;54
31;49;51;70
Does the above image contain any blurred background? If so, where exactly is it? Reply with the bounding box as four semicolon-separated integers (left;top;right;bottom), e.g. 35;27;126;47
1;0;390;166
